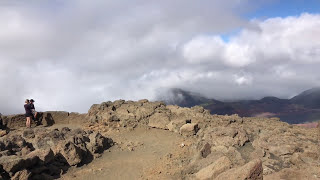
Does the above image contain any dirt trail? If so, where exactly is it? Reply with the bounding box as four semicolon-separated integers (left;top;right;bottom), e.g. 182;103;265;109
60;127;190;180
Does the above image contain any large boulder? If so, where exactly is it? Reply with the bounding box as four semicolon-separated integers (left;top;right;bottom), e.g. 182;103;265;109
180;123;199;136
87;132;113;154
55;141;84;166
215;159;263;180
148;113;170;129
195;156;232;180
134;104;156;120
26;148;54;164
0;156;26;174
202;127;249;147
115;105;136;122
2;135;27;152
0;154;38;174
166;119;186;133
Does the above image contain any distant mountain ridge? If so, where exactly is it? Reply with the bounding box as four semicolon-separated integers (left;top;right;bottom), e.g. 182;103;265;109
159;87;320;124
290;87;320;109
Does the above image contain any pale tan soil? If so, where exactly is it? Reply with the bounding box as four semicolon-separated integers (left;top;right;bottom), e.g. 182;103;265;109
59;126;194;180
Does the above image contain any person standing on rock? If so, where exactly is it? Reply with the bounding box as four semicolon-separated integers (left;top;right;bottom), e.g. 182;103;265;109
0;113;3;130
24;99;32;128
30;99;37;120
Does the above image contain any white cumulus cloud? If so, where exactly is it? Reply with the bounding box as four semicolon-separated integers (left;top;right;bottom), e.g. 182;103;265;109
0;1;319;114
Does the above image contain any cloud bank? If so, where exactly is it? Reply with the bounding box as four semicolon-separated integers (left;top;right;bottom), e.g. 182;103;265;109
0;1;319;114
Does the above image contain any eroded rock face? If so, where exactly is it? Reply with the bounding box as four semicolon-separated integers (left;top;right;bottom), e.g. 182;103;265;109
0;127;113;179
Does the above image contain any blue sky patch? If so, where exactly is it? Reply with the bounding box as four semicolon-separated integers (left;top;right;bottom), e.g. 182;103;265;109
247;0;320;19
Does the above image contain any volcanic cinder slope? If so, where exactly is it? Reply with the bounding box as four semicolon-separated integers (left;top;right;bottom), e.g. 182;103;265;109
0;100;319;180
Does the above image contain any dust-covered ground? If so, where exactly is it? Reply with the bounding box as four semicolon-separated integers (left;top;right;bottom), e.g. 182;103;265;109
60;126;193;180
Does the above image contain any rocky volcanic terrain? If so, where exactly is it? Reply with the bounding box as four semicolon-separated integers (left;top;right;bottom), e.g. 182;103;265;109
0;100;319;179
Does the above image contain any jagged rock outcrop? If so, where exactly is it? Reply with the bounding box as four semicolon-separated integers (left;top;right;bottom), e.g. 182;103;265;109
87;100;212;132
87;100;320;179
0;127;113;179
87;100;167;128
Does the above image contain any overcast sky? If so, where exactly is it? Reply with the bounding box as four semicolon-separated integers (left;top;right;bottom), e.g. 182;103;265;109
1;0;320;114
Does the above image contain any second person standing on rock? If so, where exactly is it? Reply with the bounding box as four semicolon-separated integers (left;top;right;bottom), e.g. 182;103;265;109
24;99;32;128
30;99;37;120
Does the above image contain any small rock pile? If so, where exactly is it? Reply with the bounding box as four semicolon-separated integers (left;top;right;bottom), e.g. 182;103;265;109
0;127;113;179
